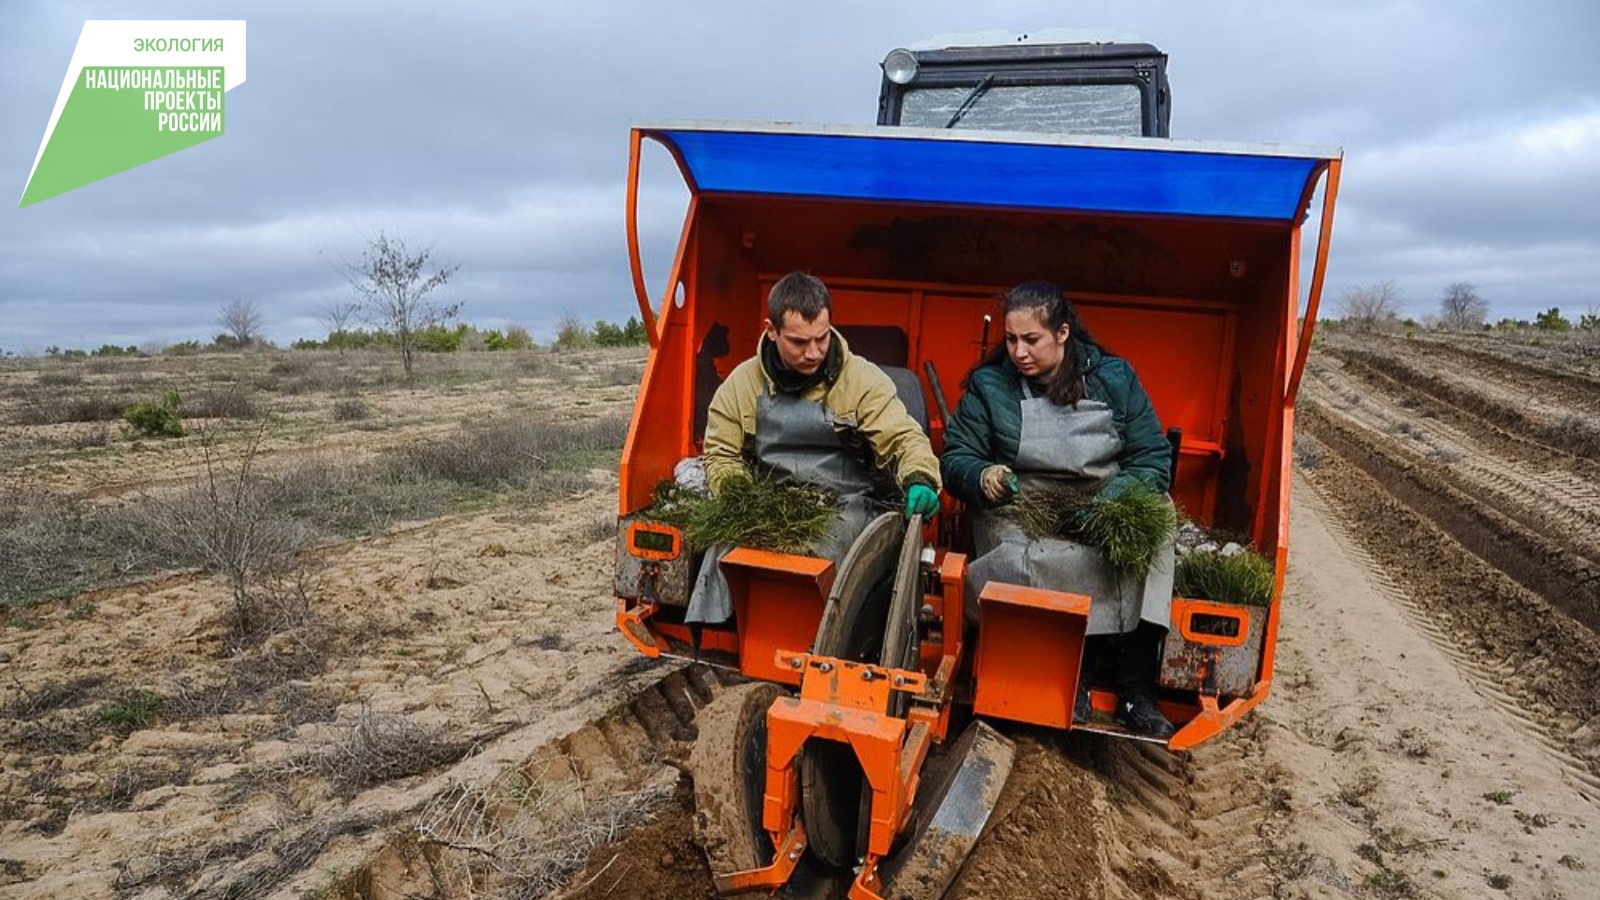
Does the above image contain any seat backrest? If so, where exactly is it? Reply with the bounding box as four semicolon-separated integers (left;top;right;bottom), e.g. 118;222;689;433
881;365;929;434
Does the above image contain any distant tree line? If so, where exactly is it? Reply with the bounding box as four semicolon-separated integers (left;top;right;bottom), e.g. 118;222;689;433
39;316;647;359
1333;278;1599;334
31;232;651;365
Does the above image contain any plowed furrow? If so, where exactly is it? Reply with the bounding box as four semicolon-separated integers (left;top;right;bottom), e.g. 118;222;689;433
1294;428;1600;784
1398;334;1600;410
354;664;726;900
1302;407;1600;635
1329;346;1600;459
1305;359;1600;554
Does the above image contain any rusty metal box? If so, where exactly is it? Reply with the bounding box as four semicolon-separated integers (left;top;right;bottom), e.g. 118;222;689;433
613;515;696;607
1159;598;1266;698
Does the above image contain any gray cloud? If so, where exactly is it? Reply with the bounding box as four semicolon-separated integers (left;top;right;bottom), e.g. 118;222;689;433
3;0;1598;353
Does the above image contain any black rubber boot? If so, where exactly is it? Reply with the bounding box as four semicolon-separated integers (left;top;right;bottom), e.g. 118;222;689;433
1115;695;1175;739
1113;622;1175;739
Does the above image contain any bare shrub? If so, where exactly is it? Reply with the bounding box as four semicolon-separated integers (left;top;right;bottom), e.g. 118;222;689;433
183;384;260;420
1439;282;1489;331
67;423;111;449
319;299;361;356
135;425;313;635
331;397;370;421
299;707;474;797
415;765;668;896
345;231;462;377
218;299;265;347
553;314;591;351
1340;280;1402;332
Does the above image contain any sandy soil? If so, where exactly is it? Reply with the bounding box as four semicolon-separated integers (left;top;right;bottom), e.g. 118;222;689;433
554;472;1600;899
4;337;1599;899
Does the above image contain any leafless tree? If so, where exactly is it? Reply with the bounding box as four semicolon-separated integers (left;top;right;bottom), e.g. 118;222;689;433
218;299;264;347
318;299;361;355
1339;280;1402;332
345;231;461;376
1439;282;1489;331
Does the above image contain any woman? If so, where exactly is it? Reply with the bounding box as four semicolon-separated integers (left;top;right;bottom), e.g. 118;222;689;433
942;281;1176;739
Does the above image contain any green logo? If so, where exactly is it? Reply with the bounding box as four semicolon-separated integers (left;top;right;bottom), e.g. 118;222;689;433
20;21;246;207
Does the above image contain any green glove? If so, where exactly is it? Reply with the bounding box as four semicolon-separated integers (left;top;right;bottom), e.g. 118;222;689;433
904;483;940;519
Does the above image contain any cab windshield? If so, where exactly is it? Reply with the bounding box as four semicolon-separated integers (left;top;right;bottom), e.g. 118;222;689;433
898;82;1144;135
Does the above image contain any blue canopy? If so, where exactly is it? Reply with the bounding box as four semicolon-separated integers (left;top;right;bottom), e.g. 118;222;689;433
641;122;1339;223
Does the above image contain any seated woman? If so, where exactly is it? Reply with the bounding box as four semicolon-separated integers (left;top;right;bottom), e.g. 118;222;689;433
941;281;1177;739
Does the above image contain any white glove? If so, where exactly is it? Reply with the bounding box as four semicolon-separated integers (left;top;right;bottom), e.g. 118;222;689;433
979;465;1018;502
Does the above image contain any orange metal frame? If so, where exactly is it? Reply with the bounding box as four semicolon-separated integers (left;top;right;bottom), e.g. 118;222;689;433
616;127;1343;887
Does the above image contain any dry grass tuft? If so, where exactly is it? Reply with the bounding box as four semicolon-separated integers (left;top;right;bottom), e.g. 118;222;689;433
385;416;626;491
416;765;669;897
0;486;169;606
182;384;261;420
293;706;477;798
2;674;108;720
10;390;128;425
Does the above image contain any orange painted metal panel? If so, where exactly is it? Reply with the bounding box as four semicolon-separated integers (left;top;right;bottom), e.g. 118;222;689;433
973;584;1090;729
721;549;835;685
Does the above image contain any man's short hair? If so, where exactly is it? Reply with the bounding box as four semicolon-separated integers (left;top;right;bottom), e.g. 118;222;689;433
768;271;831;328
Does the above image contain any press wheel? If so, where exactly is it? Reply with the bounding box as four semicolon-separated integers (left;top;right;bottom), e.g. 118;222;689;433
801;511;903;869
689;682;845;897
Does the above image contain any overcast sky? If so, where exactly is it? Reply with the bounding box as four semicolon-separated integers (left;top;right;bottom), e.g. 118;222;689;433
2;0;1597;353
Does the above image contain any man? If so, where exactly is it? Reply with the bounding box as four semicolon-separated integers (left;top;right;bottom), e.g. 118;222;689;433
686;271;941;623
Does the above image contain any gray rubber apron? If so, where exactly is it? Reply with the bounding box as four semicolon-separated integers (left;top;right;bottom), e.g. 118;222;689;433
686;389;876;624
967;380;1174;635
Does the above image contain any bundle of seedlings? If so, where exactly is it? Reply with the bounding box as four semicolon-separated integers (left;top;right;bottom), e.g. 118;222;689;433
1014;479;1177;578
1174;546;1275;607
1011;481;1096;541
643;478;704;528
1076;480;1179;578
647;470;836;555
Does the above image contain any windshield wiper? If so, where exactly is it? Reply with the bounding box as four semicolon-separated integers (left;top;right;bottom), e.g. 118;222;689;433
944;75;995;128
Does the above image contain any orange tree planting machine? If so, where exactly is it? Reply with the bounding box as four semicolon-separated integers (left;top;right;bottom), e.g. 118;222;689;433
611;114;1341;897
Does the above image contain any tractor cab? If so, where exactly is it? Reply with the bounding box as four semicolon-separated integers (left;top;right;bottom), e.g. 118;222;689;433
877;36;1171;137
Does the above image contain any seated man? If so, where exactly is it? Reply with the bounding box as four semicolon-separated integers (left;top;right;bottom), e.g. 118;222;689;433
686;271;941;624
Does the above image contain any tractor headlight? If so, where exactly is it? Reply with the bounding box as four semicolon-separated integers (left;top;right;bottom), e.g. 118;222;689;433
883;48;919;85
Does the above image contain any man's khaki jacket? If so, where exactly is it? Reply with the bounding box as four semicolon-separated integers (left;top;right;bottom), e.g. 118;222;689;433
702;330;941;496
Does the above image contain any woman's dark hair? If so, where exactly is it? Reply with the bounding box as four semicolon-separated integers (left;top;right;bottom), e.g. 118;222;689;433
964;281;1107;405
